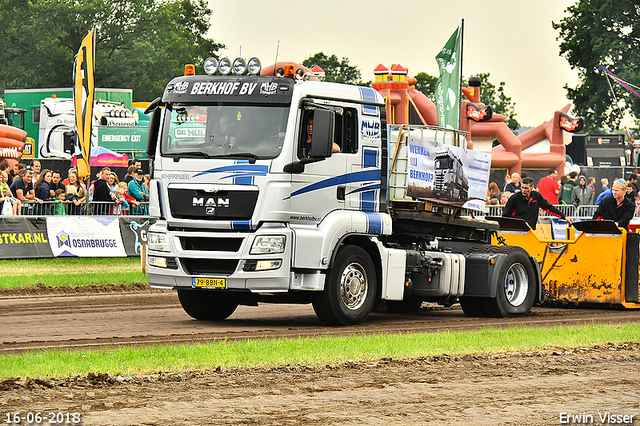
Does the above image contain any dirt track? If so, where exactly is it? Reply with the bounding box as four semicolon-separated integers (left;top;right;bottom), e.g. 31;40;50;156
3;287;640;353
1;287;640;425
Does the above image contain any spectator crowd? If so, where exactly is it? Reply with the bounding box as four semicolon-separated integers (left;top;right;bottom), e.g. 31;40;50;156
487;169;640;215
0;159;150;216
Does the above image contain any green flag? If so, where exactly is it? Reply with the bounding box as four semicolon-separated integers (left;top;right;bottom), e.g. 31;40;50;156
435;26;462;129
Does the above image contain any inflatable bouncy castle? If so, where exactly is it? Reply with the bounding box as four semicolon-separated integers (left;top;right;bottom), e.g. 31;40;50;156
370;63;584;175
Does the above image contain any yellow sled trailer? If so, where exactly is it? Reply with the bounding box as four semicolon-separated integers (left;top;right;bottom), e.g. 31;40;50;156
488;217;640;308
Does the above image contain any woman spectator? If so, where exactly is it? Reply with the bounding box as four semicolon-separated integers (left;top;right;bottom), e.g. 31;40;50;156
66;169;87;214
33;169;52;214
109;172;119;198
487;182;501;203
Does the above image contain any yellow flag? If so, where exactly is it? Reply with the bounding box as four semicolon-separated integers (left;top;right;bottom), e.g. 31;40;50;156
73;28;96;178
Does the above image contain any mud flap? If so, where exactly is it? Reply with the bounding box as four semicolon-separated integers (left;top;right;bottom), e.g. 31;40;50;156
529;256;544;305
625;232;639;303
463;252;507;298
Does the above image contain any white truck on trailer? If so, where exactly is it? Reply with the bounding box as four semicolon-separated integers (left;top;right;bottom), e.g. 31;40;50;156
144;58;542;325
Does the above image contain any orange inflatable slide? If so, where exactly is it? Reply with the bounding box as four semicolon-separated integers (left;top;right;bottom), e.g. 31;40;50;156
0;124;26;167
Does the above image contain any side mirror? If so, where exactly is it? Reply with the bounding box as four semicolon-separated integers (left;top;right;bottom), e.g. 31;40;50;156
310;109;334;158
146;108;162;159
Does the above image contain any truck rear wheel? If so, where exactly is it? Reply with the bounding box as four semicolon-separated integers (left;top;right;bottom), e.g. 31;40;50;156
458;296;486;317
467;245;537;317
177;289;239;321
313;245;376;326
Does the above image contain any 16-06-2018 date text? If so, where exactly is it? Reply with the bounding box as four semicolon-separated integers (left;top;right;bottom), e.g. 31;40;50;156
5;412;82;425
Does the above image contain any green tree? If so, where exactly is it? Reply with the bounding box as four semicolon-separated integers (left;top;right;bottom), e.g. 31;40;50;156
553;0;640;131
0;0;223;101
302;52;370;86
467;73;520;131
413;71;438;101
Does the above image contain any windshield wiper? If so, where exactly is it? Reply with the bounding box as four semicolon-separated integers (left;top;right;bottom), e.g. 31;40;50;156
210;153;260;163
168;151;210;161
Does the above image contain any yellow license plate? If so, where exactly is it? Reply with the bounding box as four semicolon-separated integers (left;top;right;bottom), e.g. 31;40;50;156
192;277;226;288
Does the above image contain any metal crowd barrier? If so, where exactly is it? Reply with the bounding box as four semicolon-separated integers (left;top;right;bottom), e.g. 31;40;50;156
1;201;149;216
481;204;640;219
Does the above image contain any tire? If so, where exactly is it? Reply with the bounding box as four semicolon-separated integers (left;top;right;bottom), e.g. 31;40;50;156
458;296;486;317
312;245;377;326
469;245;536;317
177;289;239;321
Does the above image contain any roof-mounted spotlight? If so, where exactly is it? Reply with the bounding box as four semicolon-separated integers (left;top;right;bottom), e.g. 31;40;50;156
203;57;218;75
232;57;247;75
295;68;305;80
218;57;232;75
247;57;262;75
275;67;285;78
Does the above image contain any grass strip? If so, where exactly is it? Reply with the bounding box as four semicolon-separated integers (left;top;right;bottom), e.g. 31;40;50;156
0;258;147;288
1;322;639;380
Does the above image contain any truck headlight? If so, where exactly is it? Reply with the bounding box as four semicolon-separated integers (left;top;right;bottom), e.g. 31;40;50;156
250;236;285;254
147;232;171;252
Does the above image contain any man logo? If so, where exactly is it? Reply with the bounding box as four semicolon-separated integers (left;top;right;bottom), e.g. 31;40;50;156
192;197;230;208
57;231;71;248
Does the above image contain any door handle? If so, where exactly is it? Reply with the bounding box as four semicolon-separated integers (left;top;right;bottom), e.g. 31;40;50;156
337;185;345;200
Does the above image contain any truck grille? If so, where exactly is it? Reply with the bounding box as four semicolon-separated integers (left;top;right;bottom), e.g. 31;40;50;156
180;237;243;252
181;258;239;276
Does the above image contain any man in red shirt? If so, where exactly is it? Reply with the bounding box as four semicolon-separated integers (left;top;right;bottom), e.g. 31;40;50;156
537;168;560;205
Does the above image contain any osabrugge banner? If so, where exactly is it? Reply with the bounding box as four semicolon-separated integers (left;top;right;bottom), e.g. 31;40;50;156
46;216;126;257
0;217;153;259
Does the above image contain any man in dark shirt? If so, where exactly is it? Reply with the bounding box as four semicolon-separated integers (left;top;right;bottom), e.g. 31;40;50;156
592;179;635;230
93;167;114;202
49;170;66;198
502;177;573;230
10;168;36;201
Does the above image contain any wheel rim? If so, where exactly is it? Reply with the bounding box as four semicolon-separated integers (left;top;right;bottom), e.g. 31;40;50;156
504;263;529;307
340;262;368;311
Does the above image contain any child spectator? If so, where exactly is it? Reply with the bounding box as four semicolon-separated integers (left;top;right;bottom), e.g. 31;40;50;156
117;181;139;211
52;189;67;215
65;185;82;215
112;187;130;215
0;170;21;215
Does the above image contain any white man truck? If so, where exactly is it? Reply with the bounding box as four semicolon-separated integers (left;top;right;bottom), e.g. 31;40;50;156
144;59;542;325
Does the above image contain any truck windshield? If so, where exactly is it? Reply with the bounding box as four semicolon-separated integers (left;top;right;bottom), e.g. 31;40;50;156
161;104;289;159
435;156;451;169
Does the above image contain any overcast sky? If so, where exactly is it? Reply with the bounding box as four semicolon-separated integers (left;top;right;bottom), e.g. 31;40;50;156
208;0;580;127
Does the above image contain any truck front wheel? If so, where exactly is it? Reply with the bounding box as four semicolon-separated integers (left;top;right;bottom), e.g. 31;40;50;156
313;245;376;326
177;289;239;321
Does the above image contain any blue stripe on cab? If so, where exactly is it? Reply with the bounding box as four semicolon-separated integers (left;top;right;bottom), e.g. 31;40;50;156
363;148;378;167
361;190;377;212
365;213;382;234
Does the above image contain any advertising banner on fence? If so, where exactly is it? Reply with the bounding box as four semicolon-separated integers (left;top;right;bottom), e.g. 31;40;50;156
119;217;156;256
406;136;491;211
0;217;53;258
46;216;126;257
